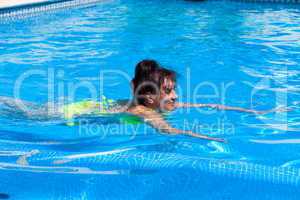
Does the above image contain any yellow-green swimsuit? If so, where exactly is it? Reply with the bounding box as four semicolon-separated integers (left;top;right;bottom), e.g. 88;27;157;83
62;97;142;126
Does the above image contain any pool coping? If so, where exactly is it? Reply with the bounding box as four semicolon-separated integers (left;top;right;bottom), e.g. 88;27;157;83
0;0;63;10
0;0;106;20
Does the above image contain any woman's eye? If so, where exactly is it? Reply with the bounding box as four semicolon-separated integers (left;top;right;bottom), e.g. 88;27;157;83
165;88;172;94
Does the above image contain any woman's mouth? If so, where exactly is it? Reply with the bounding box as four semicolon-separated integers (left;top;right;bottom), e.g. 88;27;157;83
167;100;176;106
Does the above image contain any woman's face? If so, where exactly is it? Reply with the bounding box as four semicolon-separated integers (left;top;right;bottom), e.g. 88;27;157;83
157;78;177;111
132;78;177;111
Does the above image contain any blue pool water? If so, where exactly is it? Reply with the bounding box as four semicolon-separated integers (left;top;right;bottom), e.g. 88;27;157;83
0;0;300;199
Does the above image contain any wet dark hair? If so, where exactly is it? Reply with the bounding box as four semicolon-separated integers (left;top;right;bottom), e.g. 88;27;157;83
132;59;160;88
132;60;176;106
157;67;177;90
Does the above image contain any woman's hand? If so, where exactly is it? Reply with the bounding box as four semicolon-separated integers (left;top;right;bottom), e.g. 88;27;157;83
253;107;292;115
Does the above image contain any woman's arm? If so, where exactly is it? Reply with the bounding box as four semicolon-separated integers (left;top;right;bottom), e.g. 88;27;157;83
176;102;285;114
128;106;225;143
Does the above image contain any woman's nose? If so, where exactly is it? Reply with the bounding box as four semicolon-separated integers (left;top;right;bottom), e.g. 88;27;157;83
172;91;178;100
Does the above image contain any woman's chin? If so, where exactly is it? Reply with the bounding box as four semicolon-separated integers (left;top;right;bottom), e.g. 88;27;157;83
164;104;175;111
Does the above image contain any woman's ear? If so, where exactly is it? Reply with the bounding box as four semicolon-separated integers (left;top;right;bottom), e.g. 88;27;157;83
145;94;154;104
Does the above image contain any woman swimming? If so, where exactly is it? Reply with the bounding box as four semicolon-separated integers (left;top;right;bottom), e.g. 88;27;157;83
0;60;285;143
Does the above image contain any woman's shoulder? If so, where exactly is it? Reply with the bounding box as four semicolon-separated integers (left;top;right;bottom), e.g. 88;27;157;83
108;99;131;113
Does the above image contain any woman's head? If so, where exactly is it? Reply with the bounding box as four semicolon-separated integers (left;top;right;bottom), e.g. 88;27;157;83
132;60;178;111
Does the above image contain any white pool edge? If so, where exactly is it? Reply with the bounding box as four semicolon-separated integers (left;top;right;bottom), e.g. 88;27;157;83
0;0;58;10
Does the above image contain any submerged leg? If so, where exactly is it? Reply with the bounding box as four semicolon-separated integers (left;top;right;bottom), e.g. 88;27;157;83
0;96;35;118
0;96;31;109
0;96;62;120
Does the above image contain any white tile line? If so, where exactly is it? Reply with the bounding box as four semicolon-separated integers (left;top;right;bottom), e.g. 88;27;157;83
0;0;54;9
0;0;105;20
